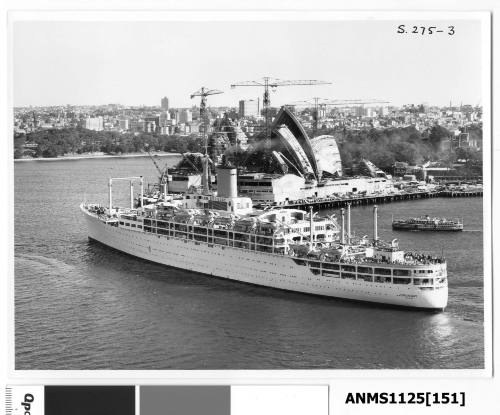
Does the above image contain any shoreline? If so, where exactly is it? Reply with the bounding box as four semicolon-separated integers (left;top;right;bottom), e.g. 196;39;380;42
14;152;181;162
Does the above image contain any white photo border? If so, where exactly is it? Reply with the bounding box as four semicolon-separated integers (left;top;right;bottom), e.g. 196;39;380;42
5;9;493;383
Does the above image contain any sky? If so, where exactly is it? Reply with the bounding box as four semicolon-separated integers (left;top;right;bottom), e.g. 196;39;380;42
12;19;483;108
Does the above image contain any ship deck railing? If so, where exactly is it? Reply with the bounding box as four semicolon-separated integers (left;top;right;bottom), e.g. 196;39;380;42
142;214;334;239
324;256;444;267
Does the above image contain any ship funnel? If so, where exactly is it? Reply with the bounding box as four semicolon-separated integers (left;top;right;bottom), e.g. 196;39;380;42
217;157;238;198
373;205;379;242
340;208;345;244
346;202;351;244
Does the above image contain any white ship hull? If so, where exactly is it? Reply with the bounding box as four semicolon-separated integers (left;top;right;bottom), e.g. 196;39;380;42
82;207;448;310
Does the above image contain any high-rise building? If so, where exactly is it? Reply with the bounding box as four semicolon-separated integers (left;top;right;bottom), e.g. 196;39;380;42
239;99;260;118
179;109;193;124
159;111;171;127
143;116;160;133
145;121;156;133
364;107;376;118
161;97;169;111
118;119;130;130
85;116;104;131
130;120;146;132
352;106;364;117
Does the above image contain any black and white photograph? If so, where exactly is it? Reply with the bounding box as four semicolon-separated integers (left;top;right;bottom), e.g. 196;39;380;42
12;13;490;371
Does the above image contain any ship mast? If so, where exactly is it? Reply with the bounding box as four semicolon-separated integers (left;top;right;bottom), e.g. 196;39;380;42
346;202;351;244
309;206;314;250
190;87;223;195
340;208;345;244
373;205;379;244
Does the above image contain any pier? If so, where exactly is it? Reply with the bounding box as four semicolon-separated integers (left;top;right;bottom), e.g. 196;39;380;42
258;188;483;210
439;189;483;198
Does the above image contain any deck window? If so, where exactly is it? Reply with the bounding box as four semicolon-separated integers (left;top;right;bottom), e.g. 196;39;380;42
393;277;411;284
393;269;411;276
357;266;372;274
374;267;392;276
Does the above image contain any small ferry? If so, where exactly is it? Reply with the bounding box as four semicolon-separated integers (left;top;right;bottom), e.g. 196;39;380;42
392;215;463;232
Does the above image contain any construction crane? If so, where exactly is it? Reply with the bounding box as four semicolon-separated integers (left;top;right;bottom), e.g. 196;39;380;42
190;87;223;194
145;146;170;199
230;77;332;141
293;98;390;137
180;153;200;173
190;87;223;155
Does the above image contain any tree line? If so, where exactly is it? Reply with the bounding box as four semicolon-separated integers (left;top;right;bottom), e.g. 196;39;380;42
328;125;482;171
14;128;206;159
14;125;482;176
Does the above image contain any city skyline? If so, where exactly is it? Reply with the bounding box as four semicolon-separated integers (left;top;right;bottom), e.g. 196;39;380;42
13;20;483;108
12;101;482;110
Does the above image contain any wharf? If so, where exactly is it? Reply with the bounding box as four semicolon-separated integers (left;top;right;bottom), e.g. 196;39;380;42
258;189;482;210
440;189;483;197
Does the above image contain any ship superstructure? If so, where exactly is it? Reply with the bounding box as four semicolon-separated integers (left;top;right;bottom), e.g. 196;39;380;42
81;161;448;310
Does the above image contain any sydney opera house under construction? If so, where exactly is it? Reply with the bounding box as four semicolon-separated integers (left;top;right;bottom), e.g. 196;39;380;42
269;106;343;180
169;106;394;204
233;106;394;204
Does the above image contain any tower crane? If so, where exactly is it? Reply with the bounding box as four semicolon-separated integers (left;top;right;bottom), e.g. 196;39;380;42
230;77;331;141
293;98;390;137
190;87;224;154
190;86;223;194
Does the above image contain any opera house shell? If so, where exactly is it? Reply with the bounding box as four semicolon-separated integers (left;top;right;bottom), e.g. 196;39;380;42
270;106;342;180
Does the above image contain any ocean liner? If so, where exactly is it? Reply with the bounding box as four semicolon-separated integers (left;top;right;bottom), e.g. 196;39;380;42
81;159;448;310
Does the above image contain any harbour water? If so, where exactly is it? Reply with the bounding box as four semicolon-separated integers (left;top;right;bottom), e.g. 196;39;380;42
14;157;485;369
